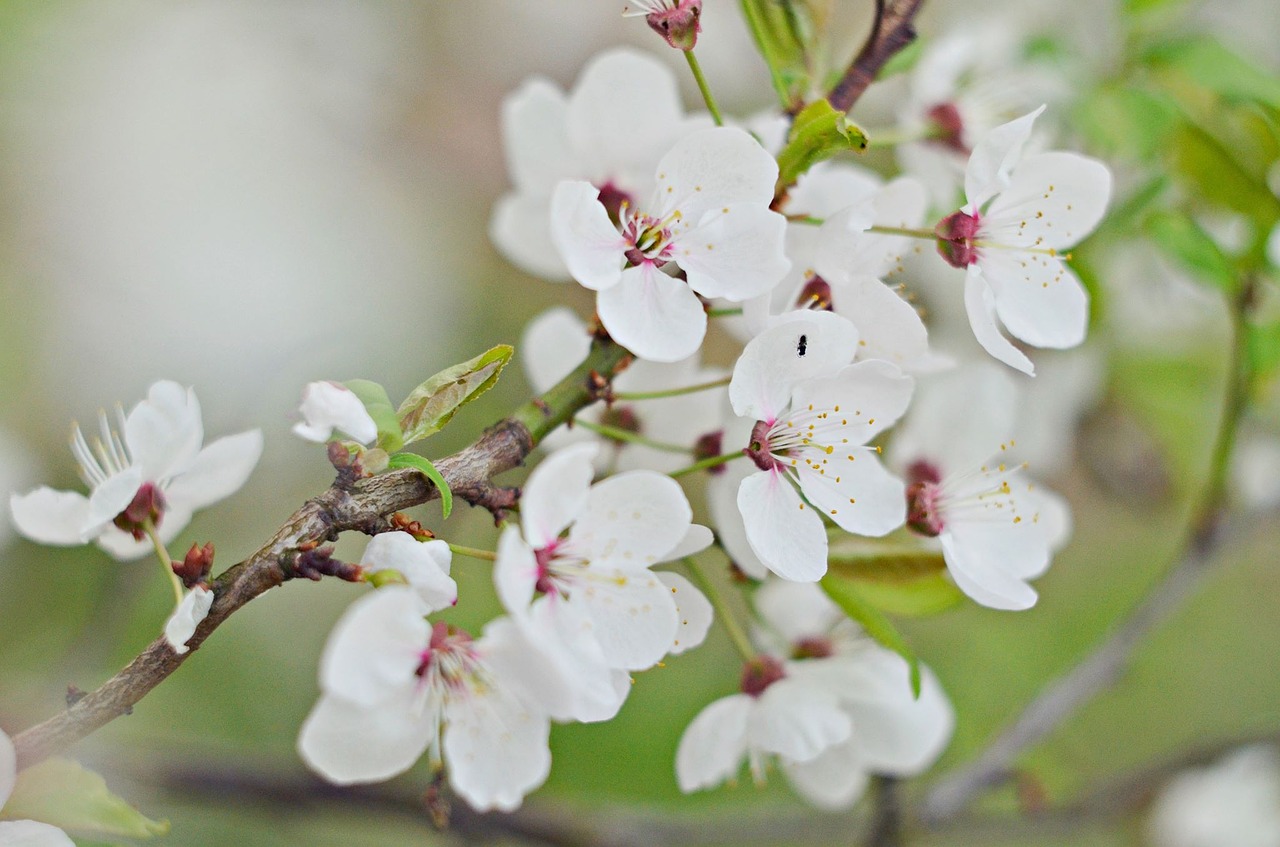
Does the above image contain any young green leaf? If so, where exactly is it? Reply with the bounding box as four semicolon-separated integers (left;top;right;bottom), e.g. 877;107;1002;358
775;100;868;195
2;758;169;838
820;573;922;697
1145;209;1238;294
387;452;454;519
342;379;404;453
397;345;514;445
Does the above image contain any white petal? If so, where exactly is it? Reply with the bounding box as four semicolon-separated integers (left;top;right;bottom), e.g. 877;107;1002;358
655;127;777;223
297;691;432;785
817;176;928;281
443;686;552;813
796;454;906;538
846;658;955;775
985;151;1111;250
964;105;1045;209
124;381;204;482
783;740;871;810
0;727;14;807
596;264;706;363
318;587;428;707
729;314;859;421
1033;485;1073;554
572;470;692;569
521;443;597;546
661;523;714;562
491;192;570;280
833;276;935;371
889;362;1018;475
494;525;540;616
983;251;1089;349
788;161;881;218
164;430;263;512
0;821;76;847
675;204;790;301
9;488;91;546
361;533;457;612
964;265;1035;375
549;181;627;291
753;580;841;645
292;382;377;445
676;694;752;792
738;469;829;582
657;571;713;655
574;567;679;670
706;458;770;580
521;308;591;393
941;528;1039;610
501;76;574;195
790;358;915;442
83;466;144;537
163;585;214;655
749;679;851;762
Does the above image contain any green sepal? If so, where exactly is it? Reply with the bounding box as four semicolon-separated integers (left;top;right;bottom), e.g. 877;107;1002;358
820;573;922;698
397;345;514;445
367;568;409;588
775;100;868;195
1144;209;1238;294
342;379;404;453
1;757;169;838
387;452;453;519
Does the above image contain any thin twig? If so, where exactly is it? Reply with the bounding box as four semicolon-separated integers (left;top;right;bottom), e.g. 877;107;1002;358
864;776;903;847
827;0;925;113
13;339;631;770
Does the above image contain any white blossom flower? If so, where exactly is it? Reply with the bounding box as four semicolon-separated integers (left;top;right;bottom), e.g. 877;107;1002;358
493;443;713;719
298;586;554;812
0;729;75;846
522;307;727;473
727;314;913;582
1147;745;1280;847
889;362;1070;610
935;107;1111;375
359;531;457;610
292;381;378;445
163;584;214;655
9;380;262;561
491;48;707;280
551;126;790;361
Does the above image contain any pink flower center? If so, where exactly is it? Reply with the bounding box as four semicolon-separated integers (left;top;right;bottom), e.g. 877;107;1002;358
925;102;969;154
415;621;477;690
934;209;982;268
113;481;167;540
792;637;834;659
795;276;834;312
740;655;786;697
621;209;676;267
595;181;635;227
745;420;784;472
905;460;945;537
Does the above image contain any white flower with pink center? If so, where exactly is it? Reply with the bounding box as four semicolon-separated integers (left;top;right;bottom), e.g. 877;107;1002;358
935;106;1111;375
890;362;1071;610
298;586;555;812
727;314;913;582
551;126;790;362
493;443;713;718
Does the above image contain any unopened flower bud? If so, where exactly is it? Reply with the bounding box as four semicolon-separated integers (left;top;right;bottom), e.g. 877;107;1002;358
175;541;215;586
623;0;702;51
925;103;968;154
390;512;435;541
934;209;982;269
692;429;724;473
740;654;786;697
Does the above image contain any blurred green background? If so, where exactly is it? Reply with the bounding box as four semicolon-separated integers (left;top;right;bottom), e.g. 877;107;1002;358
0;1;1277;845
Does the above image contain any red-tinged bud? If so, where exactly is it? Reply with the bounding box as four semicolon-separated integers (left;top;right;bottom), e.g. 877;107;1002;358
693;429;725;474
627;0;702;51
934;209;982;268
796;276;834;311
391;512;435;541
740;655;786;697
291;547;362;582
600;404;642;436
745;420;782;472
175;541;215;586
113;482;167;540
925;102;968;154
793;636;835;660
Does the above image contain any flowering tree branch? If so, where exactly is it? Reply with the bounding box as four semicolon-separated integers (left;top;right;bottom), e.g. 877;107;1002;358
827;0;926;113
920;280;1258;823
12;336;631;770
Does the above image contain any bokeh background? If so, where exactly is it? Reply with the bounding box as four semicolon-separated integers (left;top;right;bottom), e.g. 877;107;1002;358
0;1;1277;845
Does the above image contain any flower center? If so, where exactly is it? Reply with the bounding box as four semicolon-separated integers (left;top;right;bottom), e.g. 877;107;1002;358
792;636;834;659
595;180;635;228
935;209;983;268
533;539;589;598
113;482;168;540
795;275;834;312
925;102;969;155
621;206;678;267
740;655;786;697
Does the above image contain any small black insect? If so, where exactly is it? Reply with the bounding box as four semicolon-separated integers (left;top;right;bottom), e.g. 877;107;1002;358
796;334;808;357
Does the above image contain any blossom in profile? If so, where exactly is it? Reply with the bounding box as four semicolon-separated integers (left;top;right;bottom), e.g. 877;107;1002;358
551;126;789;361
935;107;1111;374
9;380;262;561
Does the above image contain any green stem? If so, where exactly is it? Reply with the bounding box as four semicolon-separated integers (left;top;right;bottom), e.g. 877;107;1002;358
144;522;184;606
448;543;497;562
612;375;731;401
684;50;724;127
669;452;744;479
707;307;744;319
510;338;632;446
683;557;756;661
738;0;796;110
863;126;930;148
573;418;692;454
868;224;938;240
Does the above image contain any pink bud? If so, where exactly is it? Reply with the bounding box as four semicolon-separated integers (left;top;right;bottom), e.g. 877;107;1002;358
934;209;982;268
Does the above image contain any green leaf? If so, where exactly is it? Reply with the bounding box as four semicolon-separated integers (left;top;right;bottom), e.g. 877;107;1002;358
1144;210;1238;294
1143;37;1280;110
342;379;404;453
775;100;868;193
739;0;812;111
387;452;453;519
825;542;961;617
1246;319;1280;385
845;571;964;618
1171;120;1280;229
877;37;923;78
397;345;514;445
1074;85;1177;161
820;574;921;697
2;758;169;838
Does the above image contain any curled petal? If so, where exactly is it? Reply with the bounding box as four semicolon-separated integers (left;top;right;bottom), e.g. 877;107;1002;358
964;265;1035;375
964;106;1045;209
124;381;204;482
164;585;214;655
549;181;627;292
9;488;92;546
292;382;377;445
361;533;457;612
657;571;713;655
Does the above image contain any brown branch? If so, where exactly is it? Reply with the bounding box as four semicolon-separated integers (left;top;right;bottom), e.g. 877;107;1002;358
827;0;925;113
13;338;631;770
